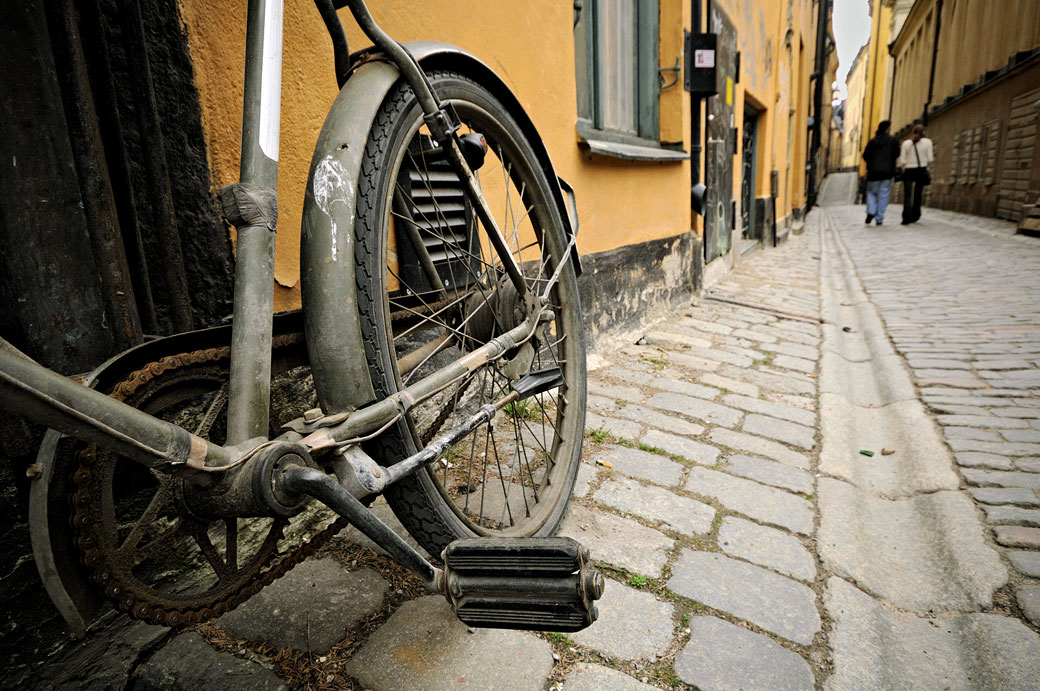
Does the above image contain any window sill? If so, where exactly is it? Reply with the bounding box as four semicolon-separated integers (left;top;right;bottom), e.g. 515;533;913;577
577;121;688;162
581;138;689;161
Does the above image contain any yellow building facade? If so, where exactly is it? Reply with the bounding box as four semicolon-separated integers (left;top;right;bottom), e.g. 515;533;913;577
174;0;826;336
888;0;1040;219
842;43;868;171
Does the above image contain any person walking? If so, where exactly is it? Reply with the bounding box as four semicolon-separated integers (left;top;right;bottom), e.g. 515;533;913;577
898;124;934;224
861;120;901;226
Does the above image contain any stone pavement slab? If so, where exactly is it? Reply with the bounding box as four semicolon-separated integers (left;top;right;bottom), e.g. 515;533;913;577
962;468;1040;489
721;393;816;426
993;525;1040;549
819;395;960;496
641;428;720;464
708;428;810;469
667;550;820;645
968;487;1040;506
595;444;684;486
723;454;813;494
674;616;814;691
818;478;1007;611
646;391;744;427
1008;550;1040;577
981;505;1040;527
568;581;674;661
562;663;658;691
560;504;673;577
594;476;715;536
717;516;816;581
346;597;553;691
741;414;815;449
686;466;814;535
135;633;288;691
825;577;1040;691
217;559;387;654
1016;585;1040;626
614;403;706;435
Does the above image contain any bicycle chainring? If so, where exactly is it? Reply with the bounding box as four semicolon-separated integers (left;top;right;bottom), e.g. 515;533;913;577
68;339;347;627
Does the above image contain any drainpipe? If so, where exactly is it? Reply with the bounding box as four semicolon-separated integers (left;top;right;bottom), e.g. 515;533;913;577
807;0;830;208
923;0;943;125
690;0;702;185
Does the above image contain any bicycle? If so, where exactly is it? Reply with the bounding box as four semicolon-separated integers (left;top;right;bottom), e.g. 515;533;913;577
1;0;601;638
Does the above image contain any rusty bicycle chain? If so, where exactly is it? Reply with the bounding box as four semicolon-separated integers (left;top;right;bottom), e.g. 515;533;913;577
69;335;348;628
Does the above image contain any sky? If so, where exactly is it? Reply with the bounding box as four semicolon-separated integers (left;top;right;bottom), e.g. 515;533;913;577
832;0;872;102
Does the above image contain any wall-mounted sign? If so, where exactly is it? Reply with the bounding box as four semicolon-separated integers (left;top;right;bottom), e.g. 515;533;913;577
685;32;718;96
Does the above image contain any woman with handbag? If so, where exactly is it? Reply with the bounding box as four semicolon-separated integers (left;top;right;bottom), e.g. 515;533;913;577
898;124;934;224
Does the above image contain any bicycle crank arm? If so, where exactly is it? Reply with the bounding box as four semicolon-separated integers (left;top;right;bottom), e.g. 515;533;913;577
279;466;603;633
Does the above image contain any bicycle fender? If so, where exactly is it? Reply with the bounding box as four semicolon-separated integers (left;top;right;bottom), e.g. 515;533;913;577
302;42;582;414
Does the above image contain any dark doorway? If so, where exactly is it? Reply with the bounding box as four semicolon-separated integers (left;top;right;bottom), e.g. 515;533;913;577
702;3;737;263
741;104;759;240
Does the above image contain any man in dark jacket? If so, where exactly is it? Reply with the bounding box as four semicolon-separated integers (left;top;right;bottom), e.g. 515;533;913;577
861;120;901;226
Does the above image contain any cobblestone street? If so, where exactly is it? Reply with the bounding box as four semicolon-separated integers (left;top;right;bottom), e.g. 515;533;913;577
20;182;1040;690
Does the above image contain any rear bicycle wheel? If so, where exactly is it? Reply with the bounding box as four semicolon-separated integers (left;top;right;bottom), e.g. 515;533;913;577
354;71;586;556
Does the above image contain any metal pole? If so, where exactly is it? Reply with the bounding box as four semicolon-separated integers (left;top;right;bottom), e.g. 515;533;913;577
226;0;283;445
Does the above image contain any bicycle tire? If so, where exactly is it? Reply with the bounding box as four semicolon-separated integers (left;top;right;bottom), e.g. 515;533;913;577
354;70;586;556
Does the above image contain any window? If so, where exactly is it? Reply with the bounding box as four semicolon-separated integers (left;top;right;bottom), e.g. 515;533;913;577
574;0;661;148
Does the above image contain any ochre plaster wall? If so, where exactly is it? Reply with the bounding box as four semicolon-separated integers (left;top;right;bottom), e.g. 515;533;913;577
179;0;692;311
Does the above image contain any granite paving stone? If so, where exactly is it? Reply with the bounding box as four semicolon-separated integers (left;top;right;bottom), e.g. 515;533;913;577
562;664;658;691
653;377;722;400
723;454;814;494
135;633;288;691
345;597;553;691
569;581;674;661
773;354;816;373
667;550;820;645
614;404;706;436
721;394;816;426
588;381;645;402
761;341;820;361
742;414;816;450
585;412;643;441
217;559;387;654
666;351;724;371
968;487;1040;506
937;415;1030;429
824;576;1040;691
944;426;1003;442
685;466;814;534
685;347;754;367
604;368;655;385
646;391;744;427
717;516;816;581
718;363;816;395
982;505;1040;527
1008;551;1040;577
949;440;1040;456
709;425;811;470
643;330;710;350
594;476;715;536
560;504;673;577
675;617;814;691
962;468;1040;490
1002;429;1040;443
994;526;1040;549
732;327;777;343
700;372;760;397
573;462;598;498
818;478;1007;611
640;429;720;464
1018;457;1040;472
594;444;684;486
1016;586;1040;626
956;452;1015;470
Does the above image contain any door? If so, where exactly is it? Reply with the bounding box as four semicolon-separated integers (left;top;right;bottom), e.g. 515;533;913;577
703;4;737;263
741;104;759;239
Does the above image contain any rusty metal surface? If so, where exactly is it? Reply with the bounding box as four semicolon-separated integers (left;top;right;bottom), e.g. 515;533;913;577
68;337;346;627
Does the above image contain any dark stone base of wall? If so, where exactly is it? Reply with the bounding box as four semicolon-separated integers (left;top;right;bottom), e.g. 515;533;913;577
577;232;699;351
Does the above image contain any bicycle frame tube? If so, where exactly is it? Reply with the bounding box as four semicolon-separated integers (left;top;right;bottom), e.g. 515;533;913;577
0;340;232;472
225;0;284;445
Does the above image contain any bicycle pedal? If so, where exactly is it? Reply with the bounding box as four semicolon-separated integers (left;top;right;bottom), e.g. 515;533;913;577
441;536;604;632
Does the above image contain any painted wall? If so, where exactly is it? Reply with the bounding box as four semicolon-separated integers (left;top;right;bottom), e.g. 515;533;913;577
178;0;692;312
841;43;867;170
715;0;820;227
858;0;892;177
889;0;1040;130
